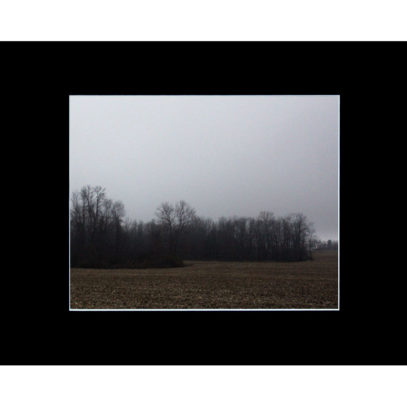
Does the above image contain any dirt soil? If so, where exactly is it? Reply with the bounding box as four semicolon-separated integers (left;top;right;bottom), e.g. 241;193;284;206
70;250;338;309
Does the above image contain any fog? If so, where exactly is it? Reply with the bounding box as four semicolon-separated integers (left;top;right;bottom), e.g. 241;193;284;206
70;95;339;241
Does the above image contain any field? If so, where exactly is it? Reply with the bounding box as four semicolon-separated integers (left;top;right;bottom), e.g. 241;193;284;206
70;250;338;309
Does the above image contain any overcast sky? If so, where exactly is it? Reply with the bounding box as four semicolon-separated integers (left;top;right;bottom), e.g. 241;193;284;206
70;95;339;241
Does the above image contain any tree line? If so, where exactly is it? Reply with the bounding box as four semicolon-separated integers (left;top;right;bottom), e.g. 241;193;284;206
313;239;338;250
70;185;317;268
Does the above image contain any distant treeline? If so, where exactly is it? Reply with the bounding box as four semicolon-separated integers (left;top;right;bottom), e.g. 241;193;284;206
70;186;318;268
313;240;338;250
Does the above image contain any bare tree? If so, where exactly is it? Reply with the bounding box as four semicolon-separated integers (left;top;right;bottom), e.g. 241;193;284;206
173;200;196;254
156;200;196;256
70;186;126;267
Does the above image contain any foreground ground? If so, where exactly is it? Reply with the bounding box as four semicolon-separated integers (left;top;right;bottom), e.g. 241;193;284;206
70;250;338;309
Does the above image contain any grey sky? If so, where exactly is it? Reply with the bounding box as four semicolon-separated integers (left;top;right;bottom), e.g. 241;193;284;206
70;95;339;241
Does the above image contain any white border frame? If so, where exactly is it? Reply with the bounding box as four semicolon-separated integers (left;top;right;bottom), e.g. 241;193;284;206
69;94;340;312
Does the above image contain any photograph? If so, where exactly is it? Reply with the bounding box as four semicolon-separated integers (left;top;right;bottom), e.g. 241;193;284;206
1;3;406;403
2;41;406;365
70;95;339;310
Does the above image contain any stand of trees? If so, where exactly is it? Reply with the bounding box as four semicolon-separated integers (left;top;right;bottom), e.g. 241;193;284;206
70;186;316;268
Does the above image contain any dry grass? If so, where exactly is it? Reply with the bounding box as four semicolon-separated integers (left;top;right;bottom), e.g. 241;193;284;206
70;250;338;309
